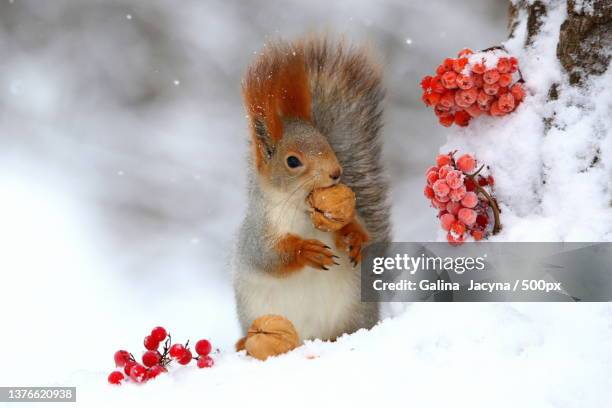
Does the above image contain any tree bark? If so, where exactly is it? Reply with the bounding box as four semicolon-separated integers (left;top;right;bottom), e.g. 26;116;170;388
509;0;611;84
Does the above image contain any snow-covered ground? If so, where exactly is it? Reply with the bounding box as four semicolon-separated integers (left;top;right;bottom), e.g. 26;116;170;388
1;0;611;407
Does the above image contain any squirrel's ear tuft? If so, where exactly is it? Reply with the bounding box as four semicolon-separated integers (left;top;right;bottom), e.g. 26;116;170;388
253;117;275;161
243;43;312;145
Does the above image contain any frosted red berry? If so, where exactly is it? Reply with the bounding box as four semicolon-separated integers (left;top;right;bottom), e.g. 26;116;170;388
432;180;450;197
108;371;125;385
143;335;160;351
195;339;212;356
114;350;132;368
197;355;215;369
461;192;478;208
146;365;166;380
142;351;161;368
456;154;476;173
178;349;193;365
129;364;148;383
124;361;137;377
169;344;186;360
151;327;167;342
445;170;464;189
440;213;456;231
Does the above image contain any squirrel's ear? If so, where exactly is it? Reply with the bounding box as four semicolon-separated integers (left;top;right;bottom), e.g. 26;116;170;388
252;117;275;162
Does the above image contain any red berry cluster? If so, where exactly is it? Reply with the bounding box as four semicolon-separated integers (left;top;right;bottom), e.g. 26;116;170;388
421;48;526;127
424;152;501;244
107;326;215;385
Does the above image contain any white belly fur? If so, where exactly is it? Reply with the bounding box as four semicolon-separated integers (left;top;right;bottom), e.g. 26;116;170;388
236;201;361;341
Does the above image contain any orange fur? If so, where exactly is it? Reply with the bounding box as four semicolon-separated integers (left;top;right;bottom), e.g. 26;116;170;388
273;234;335;276
242;44;312;167
334;220;370;264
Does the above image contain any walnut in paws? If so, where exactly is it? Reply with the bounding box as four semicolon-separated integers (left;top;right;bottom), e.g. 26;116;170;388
307;183;356;232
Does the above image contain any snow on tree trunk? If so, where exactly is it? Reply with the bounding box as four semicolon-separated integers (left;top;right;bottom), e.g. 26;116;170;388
441;0;612;241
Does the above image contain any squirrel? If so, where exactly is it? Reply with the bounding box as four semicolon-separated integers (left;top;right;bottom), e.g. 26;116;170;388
232;36;391;347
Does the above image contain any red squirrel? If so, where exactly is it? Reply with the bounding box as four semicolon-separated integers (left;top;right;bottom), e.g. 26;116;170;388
233;36;390;346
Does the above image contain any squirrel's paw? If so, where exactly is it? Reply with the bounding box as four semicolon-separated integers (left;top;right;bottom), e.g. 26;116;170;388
298;239;338;270
334;222;370;267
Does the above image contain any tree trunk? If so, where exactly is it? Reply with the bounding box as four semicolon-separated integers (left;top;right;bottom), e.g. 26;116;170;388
509;0;611;85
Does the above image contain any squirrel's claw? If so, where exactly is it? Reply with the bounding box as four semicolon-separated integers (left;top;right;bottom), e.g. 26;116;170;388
334;222;369;267
299;239;337;270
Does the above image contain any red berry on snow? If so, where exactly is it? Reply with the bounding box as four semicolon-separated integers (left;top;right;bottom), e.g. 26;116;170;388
483;82;500;96
489;100;505;116
510;83;525;101
458;208;477;226
436;193;450;203
471;73;484;88
461;192;479;208
442;58;455;72
454;110;471;127
422;91;441;106
476;214;489;229
431;197;447;210
497;57;511;74
108;371;125;385
441;71;458;89
143;335;160;351
478;176;489;186
453;57;468;73
178;349;193;365
114;350;132;368
438;114;454;127
451;221;466;236
457;48;473;57
151;327;167;342
471;230;484;241
129;364;148;383
456;154;476;173
498;73;513;87
440;213;456;231
421;76;433;91
477;90;493;106
439;91;456;108
465;103;484;118
426;170;439;185
169;344;186;360
195;339;212;356
197;355;215;369
498;93;515;112
483;69;500;84
436;155;453;167
433;180;450;197
446;201;462;215
146;365;166;380
142;351;161;368
445;170;464;189
424;185;435;199
447;232;465;246
487;175;495;185
438;164;453;178
430;76;445;93
449;185;467;202
471;62;486;74
456;74;474;90
124;361;137;377
425;166;439;175
464;177;476;192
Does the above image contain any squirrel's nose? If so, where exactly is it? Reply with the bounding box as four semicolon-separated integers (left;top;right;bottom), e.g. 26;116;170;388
330;168;342;181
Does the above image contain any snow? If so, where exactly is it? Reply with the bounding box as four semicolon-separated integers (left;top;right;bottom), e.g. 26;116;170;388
0;0;611;407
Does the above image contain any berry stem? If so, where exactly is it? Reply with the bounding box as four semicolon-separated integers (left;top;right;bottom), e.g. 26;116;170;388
470;178;502;234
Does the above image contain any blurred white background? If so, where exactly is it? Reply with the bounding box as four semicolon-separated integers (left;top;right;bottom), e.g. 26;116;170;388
0;0;508;385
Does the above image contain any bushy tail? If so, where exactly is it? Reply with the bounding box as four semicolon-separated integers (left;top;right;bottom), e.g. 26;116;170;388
302;36;391;244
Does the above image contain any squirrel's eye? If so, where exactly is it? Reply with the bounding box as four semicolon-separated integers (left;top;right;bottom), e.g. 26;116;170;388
286;156;302;169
